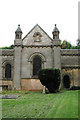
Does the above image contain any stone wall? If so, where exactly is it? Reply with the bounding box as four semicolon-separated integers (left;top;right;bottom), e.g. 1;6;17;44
2;50;14;80
21;79;43;90
23;24;52;46
1;49;14;90
0;50;2;92
0;50;2;80
62;68;79;87
61;49;79;67
0;80;12;89
61;49;79;55
21;46;53;78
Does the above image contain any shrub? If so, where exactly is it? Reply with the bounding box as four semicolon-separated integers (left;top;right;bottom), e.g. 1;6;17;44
38;68;61;93
70;86;80;90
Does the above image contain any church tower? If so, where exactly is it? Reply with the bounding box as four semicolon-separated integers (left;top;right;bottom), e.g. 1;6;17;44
52;24;61;70
13;25;23;90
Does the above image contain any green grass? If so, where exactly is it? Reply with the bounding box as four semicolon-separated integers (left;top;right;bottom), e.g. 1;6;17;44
1;90;79;118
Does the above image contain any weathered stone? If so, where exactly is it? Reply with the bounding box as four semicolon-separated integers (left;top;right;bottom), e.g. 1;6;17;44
0;95;18;99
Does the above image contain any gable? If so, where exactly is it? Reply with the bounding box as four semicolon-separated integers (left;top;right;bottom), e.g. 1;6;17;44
23;24;52;46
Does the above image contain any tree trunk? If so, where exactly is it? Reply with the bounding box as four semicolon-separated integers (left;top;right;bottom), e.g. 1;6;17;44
43;86;46;94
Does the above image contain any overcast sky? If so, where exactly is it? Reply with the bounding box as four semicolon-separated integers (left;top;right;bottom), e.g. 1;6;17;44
0;0;79;47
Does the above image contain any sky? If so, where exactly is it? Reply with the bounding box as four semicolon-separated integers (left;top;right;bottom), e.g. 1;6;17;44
0;0;79;47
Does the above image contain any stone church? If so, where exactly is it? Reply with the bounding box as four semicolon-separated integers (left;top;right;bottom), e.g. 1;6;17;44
0;24;80;90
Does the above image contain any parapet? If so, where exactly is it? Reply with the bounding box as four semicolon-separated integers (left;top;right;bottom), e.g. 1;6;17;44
1;49;14;56
61;49;80;56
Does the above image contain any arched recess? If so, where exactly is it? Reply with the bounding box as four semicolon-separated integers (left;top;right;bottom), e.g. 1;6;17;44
2;61;13;79
62;73;71;88
62;72;73;88
33;56;42;76
5;64;11;78
28;52;46;77
28;52;46;62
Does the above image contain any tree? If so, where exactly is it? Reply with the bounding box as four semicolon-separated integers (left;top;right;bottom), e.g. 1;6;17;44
61;40;72;49
77;39;80;46
38;68;61;93
76;39;80;49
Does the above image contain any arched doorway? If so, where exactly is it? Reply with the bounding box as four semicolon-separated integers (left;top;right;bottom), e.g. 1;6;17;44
5;64;11;78
63;75;70;88
33;56;42;76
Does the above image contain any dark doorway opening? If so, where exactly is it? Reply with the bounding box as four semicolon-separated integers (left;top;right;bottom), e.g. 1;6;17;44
63;75;70;88
33;56;42;76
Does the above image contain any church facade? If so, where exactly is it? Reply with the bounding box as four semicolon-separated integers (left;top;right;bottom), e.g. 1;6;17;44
0;24;80;90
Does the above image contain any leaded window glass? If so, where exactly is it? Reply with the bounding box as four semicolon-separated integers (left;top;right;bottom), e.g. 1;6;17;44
33;56;42;76
5;64;11;78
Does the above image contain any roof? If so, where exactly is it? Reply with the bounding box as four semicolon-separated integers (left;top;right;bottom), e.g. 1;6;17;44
53;24;60;33
15;24;22;33
23;24;52;41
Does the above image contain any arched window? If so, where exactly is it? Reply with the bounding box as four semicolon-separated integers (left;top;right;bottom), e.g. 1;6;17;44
5;64;11;78
33;56;42;76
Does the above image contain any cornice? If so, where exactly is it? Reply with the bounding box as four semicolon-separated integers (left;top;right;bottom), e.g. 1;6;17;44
62;65;80;69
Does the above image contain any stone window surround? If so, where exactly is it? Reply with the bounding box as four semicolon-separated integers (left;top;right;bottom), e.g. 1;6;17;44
2;61;13;80
28;52;46;78
33;55;42;76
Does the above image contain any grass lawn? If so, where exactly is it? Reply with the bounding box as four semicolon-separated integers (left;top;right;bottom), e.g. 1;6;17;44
1;90;79;119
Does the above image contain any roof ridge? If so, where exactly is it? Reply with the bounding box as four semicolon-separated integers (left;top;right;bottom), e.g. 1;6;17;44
22;24;52;41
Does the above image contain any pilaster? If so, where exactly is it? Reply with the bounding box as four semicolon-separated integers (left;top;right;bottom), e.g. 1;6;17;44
13;25;22;90
13;46;22;90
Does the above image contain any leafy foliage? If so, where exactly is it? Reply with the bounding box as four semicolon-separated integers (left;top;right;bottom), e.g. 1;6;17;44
76;39;80;49
61;40;80;49
61;40;72;49
38;68;61;93
0;45;14;49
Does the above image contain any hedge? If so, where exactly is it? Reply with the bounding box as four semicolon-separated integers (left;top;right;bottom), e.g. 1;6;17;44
38;68;61;93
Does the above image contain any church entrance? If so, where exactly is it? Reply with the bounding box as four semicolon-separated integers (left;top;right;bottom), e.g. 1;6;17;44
63;75;70;88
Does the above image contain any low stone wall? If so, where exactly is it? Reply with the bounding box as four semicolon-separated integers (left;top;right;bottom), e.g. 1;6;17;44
21;79;43;91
